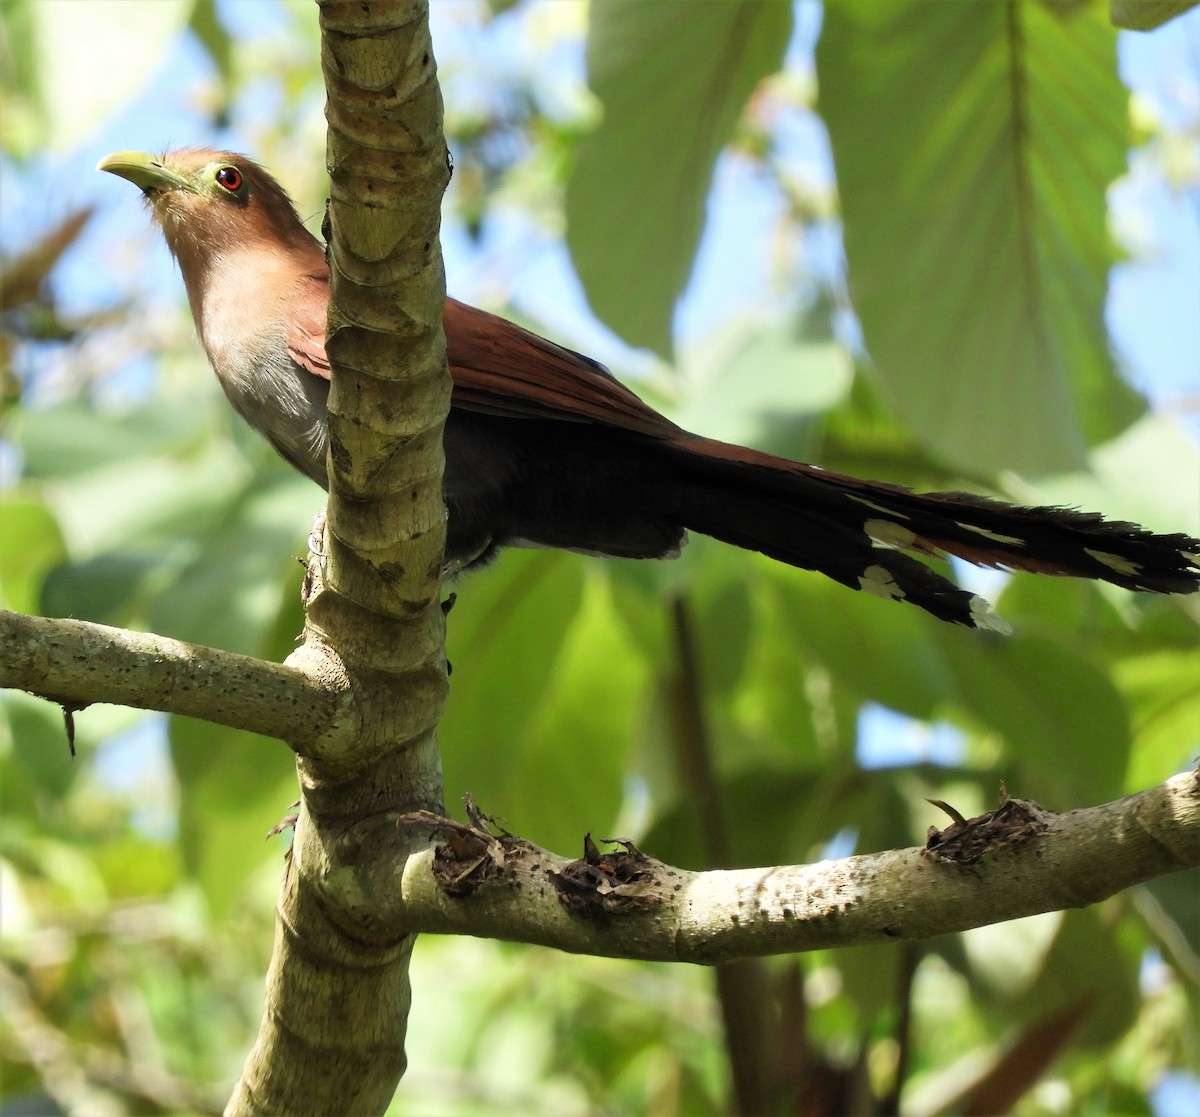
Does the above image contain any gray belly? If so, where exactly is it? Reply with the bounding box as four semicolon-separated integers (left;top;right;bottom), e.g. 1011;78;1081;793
222;353;331;486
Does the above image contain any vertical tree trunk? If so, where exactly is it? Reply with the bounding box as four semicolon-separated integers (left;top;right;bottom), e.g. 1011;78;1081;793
225;2;451;1114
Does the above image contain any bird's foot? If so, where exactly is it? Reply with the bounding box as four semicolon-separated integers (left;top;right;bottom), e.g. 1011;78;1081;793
308;508;327;558
266;800;302;840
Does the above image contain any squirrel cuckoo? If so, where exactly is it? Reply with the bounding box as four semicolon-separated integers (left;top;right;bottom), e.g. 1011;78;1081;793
98;148;1200;630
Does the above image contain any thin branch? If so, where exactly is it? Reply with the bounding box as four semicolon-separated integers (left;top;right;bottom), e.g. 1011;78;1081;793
389;773;1200;962
0;609;345;747
666;595;733;866
667;595;777;1116
6;601;1197;971
881;945;921;1116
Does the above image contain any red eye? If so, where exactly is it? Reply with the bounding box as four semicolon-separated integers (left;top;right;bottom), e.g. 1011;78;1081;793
215;166;243;191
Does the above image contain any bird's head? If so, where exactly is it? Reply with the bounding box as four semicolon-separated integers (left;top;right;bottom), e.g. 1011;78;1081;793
98;148;319;279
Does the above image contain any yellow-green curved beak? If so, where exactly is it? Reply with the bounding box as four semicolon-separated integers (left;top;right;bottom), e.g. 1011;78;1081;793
97;151;195;193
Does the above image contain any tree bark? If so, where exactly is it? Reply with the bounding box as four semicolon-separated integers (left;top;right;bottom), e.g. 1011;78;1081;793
7;606;1196;972
224;2;452;1114
387;773;1199;960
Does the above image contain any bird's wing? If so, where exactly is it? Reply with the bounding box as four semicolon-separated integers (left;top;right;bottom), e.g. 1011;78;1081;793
283;271;333;381
443;299;678;438
283;275;677;438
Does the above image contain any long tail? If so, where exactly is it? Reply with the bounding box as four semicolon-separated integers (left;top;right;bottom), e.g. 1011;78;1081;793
666;436;1200;631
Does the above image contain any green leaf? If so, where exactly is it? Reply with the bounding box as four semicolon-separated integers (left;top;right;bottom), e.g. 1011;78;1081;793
728;574;825;769
1139;872;1200;968
935;627;1130;805
961;909;1063;1005
684;564;756;702
834;941;905;1024
567;0;792;356
3;690;79;800
510;566;651;853
1033;413;1200;537
1117;649;1200;791
439;551;585;833
170;716;297;917
94;833;180;899
40;550;173;625
673;315;853;454
0;490;66;613
1025;908;1139;1047
641;767;824;870
764;562;957;721
818;0;1141;476
957;908;1139;1048
188;0;233;88
11;396;215;480
0;0;43;158
143;477;314;656
1111;0;1200;32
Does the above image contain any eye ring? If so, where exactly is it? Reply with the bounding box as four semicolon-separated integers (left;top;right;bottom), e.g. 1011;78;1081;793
215;166;243;192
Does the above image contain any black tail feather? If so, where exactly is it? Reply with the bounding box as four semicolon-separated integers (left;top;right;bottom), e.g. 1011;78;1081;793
666;437;1200;629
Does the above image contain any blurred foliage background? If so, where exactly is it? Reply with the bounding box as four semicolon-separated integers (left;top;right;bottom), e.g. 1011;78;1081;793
1;1;1198;1114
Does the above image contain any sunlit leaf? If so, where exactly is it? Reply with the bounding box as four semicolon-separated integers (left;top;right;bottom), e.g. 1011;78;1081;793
567;0;792;356
510;566;651;852
765;562;957;720
673;315;853;454
1117;650;1200;790
189;0;233;90
1139;871;1200;969
819;0;1141;476
10;396;214;480
1025;908;1139;1047
1032;413;1200;537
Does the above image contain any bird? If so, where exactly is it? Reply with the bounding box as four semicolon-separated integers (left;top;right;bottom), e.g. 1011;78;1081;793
98;147;1200;631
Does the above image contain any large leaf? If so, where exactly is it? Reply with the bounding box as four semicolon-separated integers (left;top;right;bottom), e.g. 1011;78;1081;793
1019;908;1140;1047
1034;412;1200;537
12;395;215;480
1117;650;1200;791
818;0;1142;476
567;0;792;356
641;767;826;870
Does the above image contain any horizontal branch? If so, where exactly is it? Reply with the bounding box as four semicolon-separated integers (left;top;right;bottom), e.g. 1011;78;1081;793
380;773;1200;963
5;610;1197;964
0;610;346;747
